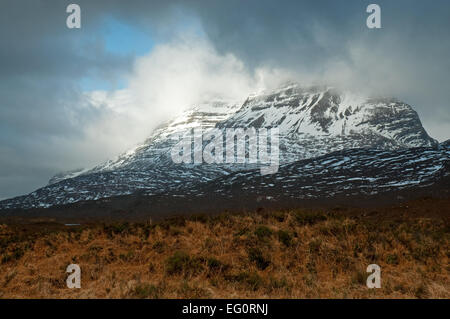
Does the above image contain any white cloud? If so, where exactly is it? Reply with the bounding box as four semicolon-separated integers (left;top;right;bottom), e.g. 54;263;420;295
82;35;291;159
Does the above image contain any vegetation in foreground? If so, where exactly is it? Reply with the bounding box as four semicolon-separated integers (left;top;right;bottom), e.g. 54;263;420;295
0;199;448;298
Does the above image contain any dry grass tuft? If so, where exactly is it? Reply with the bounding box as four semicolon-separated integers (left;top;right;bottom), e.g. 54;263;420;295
0;205;448;298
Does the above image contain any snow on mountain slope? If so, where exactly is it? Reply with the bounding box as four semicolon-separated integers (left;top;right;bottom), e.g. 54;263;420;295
180;146;449;201
441;139;450;148
0;83;443;210
218;84;437;161
48;168;90;185
90;99;241;173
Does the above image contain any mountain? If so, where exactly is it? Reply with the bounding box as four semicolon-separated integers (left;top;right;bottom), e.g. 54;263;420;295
183;146;450;202
218;84;437;161
0;83;443;210
441;139;450;148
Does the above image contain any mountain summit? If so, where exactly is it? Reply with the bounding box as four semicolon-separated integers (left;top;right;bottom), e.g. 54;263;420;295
219;84;437;160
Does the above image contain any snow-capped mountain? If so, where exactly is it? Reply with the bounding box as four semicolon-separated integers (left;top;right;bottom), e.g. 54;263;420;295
218;84;437;161
52;83;438;179
0;83;444;210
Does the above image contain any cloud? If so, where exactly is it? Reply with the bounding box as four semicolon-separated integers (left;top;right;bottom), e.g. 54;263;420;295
85;35;293;156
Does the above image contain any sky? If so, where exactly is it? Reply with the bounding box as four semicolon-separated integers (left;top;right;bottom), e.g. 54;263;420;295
0;0;449;200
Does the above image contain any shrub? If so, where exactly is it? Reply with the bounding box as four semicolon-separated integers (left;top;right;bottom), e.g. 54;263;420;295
248;248;270;270
178;281;210;298
119;251;135;262
386;254;399;265
189;213;209;224
268;276;290;292
318;220;346;237
254;226;272;240
234;228;250;237
142;225;153;239
12;247;25;260
225;271;263;291
132;283;161;299
166;251;190;275
243;272;263;291
163;216;186;228
169;227;183;236
152;241;165;253
1;254;11;264
104;222;130;237
207;257;222;271
308;239;321;254
1;247;25;264
306;260;316;274
414;284;428;299
277;230;292;247
352;270;366;286
412;244;439;262
272;211;286;222
295;211;327;226
165;251;203;276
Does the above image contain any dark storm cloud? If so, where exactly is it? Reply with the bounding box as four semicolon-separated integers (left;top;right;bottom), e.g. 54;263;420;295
0;0;136;199
184;0;450;136
190;0;450;68
0;0;449;199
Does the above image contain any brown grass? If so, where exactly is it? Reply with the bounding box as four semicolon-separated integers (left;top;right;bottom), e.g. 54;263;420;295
0;204;448;298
